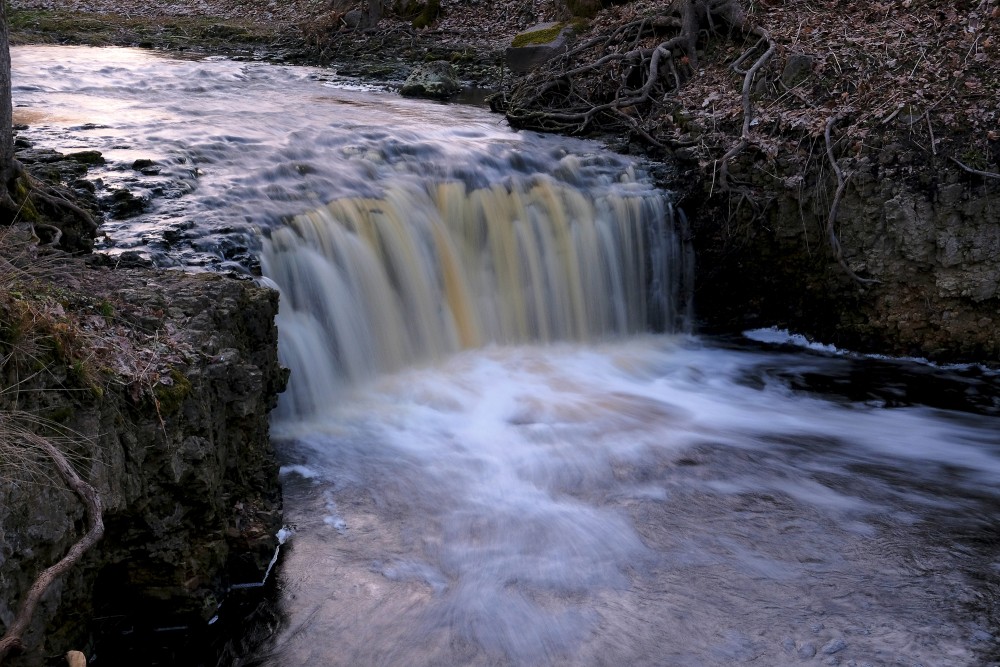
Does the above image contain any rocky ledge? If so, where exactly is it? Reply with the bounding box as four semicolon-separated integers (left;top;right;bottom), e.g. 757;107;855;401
0;259;286;665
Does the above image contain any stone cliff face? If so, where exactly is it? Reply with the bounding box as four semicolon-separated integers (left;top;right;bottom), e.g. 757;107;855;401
685;154;1000;364
0;265;286;665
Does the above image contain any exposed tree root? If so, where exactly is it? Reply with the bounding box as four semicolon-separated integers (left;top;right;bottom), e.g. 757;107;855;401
0;421;104;665
500;0;765;147
1;160;99;243
948;156;1000;182
717;30;775;194
823;116;879;287
498;0;787;239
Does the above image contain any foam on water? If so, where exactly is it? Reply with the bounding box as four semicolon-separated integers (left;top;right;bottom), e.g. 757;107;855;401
269;337;1000;665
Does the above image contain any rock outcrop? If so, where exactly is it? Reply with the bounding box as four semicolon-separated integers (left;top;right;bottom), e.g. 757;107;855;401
0;264;286;665
685;154;1000;363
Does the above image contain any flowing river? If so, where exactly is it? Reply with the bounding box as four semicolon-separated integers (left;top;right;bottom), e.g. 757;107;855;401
11;46;1000;666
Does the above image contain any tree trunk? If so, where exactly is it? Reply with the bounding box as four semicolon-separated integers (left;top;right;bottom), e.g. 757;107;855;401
0;0;15;189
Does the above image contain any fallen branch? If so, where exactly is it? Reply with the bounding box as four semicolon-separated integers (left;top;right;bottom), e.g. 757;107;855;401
0;427;104;664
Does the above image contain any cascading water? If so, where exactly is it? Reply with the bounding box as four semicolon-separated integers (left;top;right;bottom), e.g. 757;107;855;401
262;176;691;417
10;46;1000;667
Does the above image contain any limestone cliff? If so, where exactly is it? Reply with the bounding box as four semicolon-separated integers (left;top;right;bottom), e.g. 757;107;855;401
0;262;286;665
686;153;999;363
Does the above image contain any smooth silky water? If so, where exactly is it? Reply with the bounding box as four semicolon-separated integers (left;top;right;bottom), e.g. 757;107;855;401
12;46;1000;666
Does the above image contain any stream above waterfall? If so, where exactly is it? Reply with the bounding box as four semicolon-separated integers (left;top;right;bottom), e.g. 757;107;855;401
10;46;1000;666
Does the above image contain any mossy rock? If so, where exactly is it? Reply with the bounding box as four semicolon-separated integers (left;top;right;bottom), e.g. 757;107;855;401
154;368;193;415
66;150;105;165
511;23;566;48
507;23;572;73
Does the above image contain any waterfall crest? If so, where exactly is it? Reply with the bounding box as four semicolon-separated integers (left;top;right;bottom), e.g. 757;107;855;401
262;175;690;417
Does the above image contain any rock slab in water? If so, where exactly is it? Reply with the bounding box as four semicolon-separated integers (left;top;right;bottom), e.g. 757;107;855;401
506;22;572;73
400;61;461;100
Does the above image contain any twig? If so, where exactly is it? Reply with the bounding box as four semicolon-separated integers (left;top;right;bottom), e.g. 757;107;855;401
925;111;936;156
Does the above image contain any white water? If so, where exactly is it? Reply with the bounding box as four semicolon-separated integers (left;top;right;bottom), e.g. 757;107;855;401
267;339;1000;666
262;178;688;417
10;46;1000;666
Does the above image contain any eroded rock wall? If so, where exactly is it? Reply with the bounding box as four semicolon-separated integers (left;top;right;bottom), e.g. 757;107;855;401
686;156;1000;363
0;267;285;665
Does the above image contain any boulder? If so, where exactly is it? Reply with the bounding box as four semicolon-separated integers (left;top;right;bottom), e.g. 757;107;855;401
780;53;814;87
400;61;461;100
506;22;572;73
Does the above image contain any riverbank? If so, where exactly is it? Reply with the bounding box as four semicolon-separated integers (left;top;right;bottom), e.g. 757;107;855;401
11;0;996;364
0;235;286;665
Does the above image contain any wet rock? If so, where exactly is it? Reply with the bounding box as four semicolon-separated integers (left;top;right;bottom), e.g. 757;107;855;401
132;158;162;175
822;637;847;654
400;61;461;100
66;150;106;165
689;149;1000;363
106;188;149;219
798;642;818;658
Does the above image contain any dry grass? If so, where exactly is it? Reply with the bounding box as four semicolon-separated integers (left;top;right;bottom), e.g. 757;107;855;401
0;408;93;490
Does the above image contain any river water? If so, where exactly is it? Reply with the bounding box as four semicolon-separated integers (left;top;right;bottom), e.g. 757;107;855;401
12;46;1000;666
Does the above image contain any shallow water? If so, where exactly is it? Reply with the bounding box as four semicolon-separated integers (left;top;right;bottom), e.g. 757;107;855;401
11;46;1000;667
12;46;649;270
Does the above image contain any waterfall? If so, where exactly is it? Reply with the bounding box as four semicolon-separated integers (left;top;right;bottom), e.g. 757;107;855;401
262;173;690;417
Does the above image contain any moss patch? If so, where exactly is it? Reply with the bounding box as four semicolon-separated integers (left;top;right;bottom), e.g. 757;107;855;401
412;0;441;29
153;368;192;416
511;23;565;48
11;177;41;223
